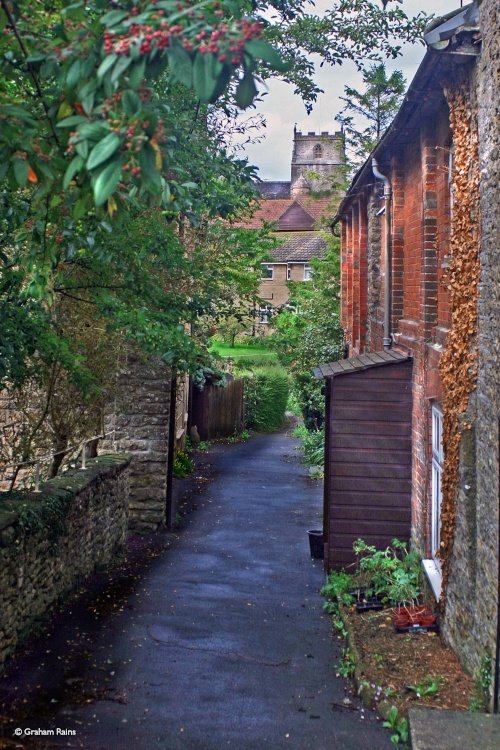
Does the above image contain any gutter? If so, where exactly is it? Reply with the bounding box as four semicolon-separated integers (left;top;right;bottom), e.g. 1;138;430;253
371;158;392;350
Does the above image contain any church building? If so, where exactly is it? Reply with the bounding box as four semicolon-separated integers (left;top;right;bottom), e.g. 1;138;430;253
241;128;345;326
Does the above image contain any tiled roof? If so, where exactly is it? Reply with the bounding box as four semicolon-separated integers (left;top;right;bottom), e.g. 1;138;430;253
239;196;336;230
278;202;316;231
268;232;327;262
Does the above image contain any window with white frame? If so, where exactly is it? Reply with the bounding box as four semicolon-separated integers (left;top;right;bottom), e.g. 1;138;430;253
259;305;273;324
287;265;291;281
261;264;273;280
303;264;312;281
431;404;443;561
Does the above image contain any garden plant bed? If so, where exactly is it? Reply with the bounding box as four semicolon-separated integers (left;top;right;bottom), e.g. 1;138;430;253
342;605;475;718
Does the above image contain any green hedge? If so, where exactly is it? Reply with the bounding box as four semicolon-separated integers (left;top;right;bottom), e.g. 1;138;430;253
244;365;289;432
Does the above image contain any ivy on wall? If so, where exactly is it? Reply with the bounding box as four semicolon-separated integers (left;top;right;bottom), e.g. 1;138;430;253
439;77;480;601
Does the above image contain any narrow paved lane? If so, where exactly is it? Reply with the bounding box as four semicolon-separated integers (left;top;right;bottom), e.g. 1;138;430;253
1;431;389;749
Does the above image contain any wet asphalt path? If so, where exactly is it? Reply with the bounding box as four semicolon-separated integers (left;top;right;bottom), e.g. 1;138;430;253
1;430;390;749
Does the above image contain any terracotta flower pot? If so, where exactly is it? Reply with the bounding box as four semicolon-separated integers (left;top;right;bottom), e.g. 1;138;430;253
393;605;437;631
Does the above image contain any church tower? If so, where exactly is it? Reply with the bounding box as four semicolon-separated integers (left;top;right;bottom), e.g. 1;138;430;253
291;126;344;194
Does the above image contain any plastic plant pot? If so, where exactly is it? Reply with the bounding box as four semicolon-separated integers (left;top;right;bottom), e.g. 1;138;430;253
307;529;324;559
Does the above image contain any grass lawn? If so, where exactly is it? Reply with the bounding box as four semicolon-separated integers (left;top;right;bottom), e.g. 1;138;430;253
209;340;279;362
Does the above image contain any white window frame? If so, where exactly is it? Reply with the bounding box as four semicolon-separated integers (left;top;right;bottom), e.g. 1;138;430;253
431;404;443;561
261;264;274;280
259;305;273;325
287;265;291;281
303;264;312;281
423;404;444;601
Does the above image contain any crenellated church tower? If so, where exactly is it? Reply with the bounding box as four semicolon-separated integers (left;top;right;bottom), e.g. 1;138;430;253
291;126;344;194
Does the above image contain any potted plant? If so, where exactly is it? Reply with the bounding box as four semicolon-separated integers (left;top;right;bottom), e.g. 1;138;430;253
388;569;437;631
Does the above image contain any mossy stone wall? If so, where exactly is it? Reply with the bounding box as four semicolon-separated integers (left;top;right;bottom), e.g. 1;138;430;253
0;454;131;671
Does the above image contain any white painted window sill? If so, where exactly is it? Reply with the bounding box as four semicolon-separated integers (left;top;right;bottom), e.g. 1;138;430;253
422;558;442;601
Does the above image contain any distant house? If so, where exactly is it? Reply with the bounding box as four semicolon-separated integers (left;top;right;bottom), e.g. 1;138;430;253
238;128;344;326
315;0;500;705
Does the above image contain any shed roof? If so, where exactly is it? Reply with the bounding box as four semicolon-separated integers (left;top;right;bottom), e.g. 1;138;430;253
313;350;411;380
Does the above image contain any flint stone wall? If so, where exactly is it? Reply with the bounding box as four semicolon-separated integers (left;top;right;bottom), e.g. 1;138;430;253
0;454;131;672
443;0;500;704
104;352;172;533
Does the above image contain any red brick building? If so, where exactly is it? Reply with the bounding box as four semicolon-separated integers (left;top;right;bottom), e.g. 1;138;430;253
316;0;500;700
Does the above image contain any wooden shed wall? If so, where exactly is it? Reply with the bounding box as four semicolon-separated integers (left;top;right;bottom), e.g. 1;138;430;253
324;360;412;570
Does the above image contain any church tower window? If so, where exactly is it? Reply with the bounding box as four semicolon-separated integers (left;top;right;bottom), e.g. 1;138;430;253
313;143;323;159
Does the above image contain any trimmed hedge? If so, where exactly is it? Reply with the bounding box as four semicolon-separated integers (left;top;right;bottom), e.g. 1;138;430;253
244;365;289;432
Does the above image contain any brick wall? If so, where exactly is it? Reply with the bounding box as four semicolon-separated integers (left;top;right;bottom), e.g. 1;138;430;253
339;20;499;694
341;101;454;560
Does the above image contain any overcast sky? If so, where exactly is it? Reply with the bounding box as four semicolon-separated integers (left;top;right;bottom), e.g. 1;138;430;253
239;0;461;180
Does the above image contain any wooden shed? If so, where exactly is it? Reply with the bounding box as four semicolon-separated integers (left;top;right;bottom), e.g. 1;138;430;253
314;351;413;570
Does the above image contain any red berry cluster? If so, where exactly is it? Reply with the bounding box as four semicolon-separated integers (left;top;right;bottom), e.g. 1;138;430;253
103;22;184;57
101;9;263;68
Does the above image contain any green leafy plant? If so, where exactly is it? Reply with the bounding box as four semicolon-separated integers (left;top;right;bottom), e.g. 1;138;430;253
321;570;354;605
382;706;409;750
173;449;194;479
352;538;422;604
332;617;348;640
225;430;251;443
406;675;442;699
469;655;492;712
337;647;356;678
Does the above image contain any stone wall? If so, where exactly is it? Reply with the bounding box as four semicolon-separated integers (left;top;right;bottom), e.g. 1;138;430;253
104;351;172;533
444;0;500;705
0;454;131;671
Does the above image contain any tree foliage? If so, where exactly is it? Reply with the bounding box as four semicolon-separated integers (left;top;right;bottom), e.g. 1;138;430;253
265;0;425;110
271;237;344;429
336;62;406;168
0;0;427;475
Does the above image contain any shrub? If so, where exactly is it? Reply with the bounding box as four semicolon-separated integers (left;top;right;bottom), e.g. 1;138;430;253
244;365;289;432
173;449;194;479
302;428;324;466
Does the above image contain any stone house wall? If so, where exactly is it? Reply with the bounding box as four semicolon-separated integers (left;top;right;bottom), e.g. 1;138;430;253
104;351;172;533
0;454;131;671
259;262;311;309
444;0;500;700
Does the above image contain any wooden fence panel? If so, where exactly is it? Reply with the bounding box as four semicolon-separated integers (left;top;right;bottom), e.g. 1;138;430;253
191;379;244;441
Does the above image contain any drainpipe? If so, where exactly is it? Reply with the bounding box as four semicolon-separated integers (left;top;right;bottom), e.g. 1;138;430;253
372;158;392;350
495;416;500;713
